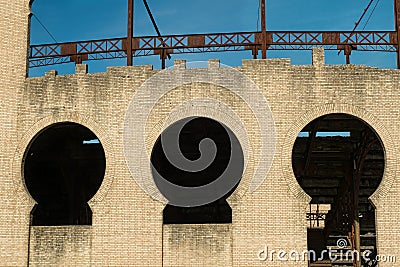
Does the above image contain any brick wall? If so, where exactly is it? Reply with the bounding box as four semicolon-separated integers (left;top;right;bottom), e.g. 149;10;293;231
163;225;232;267
29;226;92;266
0;2;399;266
0;0;31;265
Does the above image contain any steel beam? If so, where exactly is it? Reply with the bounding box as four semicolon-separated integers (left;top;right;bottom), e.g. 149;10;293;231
27;0;400;68
261;0;267;59
29;31;397;68
127;0;134;66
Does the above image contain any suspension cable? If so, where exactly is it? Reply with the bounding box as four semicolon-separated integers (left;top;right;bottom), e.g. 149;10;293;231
338;0;375;55
142;0;171;59
32;13;58;43
362;0;381;30
352;0;375;31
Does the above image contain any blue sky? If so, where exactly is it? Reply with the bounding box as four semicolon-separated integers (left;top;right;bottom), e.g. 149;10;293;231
29;0;396;76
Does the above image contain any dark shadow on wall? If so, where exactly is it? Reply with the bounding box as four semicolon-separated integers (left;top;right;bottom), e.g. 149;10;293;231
24;122;106;226
151;117;243;224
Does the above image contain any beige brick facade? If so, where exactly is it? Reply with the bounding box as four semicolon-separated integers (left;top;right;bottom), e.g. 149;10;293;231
0;1;399;266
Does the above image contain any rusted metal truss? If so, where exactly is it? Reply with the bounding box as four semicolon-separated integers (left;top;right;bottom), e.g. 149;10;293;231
29;31;397;68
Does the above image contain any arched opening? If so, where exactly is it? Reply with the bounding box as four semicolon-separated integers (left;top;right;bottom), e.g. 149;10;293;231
151;117;244;224
292;114;384;266
24;122;106;226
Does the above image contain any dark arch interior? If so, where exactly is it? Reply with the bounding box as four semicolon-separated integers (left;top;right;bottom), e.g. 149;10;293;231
24;122;106;226
292;114;384;266
151;117;244;224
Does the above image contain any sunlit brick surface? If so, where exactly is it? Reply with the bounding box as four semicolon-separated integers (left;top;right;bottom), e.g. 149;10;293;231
0;2;399;266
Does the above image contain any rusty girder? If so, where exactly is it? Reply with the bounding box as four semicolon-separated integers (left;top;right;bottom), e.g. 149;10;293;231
29;31;397;68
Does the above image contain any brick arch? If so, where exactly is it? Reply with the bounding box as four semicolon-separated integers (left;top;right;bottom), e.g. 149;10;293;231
12;112;115;208
281;103;396;207
145;97;254;205
124;64;276;206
